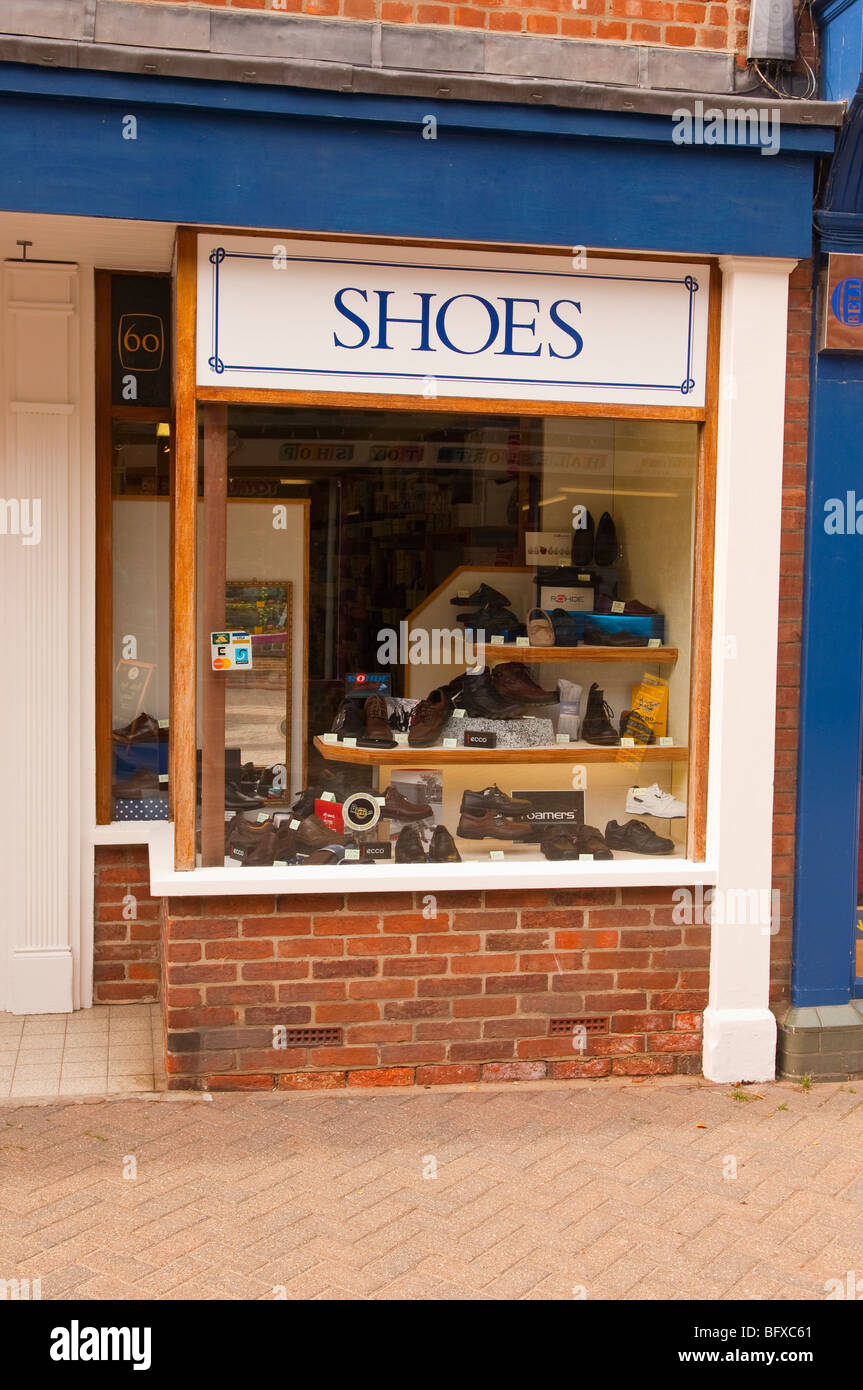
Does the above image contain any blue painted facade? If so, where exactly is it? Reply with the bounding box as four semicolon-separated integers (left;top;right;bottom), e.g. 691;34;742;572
0;62;836;257
794;6;863;1004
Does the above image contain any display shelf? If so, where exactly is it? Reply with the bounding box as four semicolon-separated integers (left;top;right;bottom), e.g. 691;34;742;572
477;643;678;665
314;736;688;765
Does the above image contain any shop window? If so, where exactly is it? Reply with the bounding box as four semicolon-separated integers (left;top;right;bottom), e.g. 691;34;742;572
195;405;697;871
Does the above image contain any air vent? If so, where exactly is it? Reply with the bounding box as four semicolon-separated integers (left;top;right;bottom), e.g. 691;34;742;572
549;1016;609;1037
284;1027;342;1047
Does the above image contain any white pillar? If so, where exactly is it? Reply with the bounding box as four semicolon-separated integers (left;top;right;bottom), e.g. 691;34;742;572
0;262;87;1014
701;255;796;1083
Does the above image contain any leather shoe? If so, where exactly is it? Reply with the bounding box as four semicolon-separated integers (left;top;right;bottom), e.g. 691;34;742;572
458;669;523;720
450;583;510;609
381;785;433;821
460;785;532;816
593;511;618;567
408;687;453;746
361;696;397;748
112;713;161;744
604;819;673;854
429;826;461;862
583;622;643;648
492;662;558;704
456;810;539;841
395;825;427;863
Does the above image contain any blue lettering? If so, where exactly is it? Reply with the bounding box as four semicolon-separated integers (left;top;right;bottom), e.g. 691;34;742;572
496;298;541;357
375;290;434;351
435;294;500;355
333;288;371;349
547;299;584;359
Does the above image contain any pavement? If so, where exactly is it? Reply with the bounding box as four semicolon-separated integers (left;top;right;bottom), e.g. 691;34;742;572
1;1075;862;1301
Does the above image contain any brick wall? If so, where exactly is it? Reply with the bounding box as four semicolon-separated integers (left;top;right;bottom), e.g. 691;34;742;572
162;887;707;1090
770;259;811;1003
133;0;750;56
94;846;161;1003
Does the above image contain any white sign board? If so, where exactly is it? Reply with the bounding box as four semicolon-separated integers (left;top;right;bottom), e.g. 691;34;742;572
196;236;709;407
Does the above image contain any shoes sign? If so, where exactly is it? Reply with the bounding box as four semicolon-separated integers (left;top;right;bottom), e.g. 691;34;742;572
197;236;709;407
210;631;253;671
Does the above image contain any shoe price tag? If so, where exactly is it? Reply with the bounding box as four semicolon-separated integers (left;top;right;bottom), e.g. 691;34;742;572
320;791;336;802
345;846;360;860
621;737;636;748
456;590;470;598
342;737;357;747
158;719;169;729
659;736;674;747
322;733;337;745
489;850;505;860
555;733;571;744
515;636;530;647
375;796;386;806
224;811;235;822
158;773;168;783
611;601;626;615
578;852;594;861
289;818;301;830
452;708;466;719
490;635;505;646
394;733;409;745
648;638;662;649
256;812;270;823
273;860;289;867
577;573;591;582
442;737;458;749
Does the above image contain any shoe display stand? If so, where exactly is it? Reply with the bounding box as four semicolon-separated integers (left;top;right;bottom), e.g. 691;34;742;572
313;736;687;765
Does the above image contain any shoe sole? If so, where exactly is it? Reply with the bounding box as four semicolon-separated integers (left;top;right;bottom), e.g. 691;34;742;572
625;803;685;819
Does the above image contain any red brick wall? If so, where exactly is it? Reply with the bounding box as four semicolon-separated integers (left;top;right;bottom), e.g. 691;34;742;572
94;846;161;1003
770;259;811;1003
162;887;707;1090
133;0;750;56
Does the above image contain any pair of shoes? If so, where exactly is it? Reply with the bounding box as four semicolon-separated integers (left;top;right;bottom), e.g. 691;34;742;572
332;696;396;748
226;812;349;865
527;609;555;646
581;683;620;746
456;606;524;642
380;785;434;821
451;583;510;609
455;667;555;720
541;824;613;860
604;819;675;853
112;712;165;744
492;662;557;704
594;593;658;617
625;784;686;818
583;622;644;648
456;807;540;841
395;825;461;862
571;510;618;567
408;687;453;746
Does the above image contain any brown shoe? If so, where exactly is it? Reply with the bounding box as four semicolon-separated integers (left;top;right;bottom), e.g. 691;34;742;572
456;810;539;841
112;713;161;743
491;662;558;704
408;688;453;746
226;816;276;866
576;824;613;860
361;696;396;748
295;814;346;853
381;785;433;821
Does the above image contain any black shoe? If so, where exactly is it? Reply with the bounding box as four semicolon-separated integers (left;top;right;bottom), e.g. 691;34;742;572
429;825;461;863
460;785;532;817
458;669;524;720
583;622;642;648
594;511;618;567
451;583;510;609
604;819;674;855
540;828;580;860
395;824;427;863
288;787;320;820
581;683;619;746
571;508;595;566
331;699;364;740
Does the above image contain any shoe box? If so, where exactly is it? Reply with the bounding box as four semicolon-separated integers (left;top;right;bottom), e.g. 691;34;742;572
581;612;666;644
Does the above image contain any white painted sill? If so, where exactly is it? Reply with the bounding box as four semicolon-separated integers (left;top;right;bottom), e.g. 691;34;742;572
93;821;718;896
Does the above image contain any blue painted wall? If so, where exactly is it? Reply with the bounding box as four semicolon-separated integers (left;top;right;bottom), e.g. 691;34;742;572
0;63;836;258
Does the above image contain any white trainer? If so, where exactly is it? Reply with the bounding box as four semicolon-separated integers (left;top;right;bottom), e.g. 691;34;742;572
625;783;686;819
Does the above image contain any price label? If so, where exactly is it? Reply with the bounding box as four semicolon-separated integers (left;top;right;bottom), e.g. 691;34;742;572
322;733;337;745
443;737;458;749
395;733;409;745
648;637;662;649
515;636;530;647
375;796;386;806
577;573;591;582
343;737;357;747
345;846;360;860
273;860;289;867
659;736;674;747
453;708;466;719
490;635;505;646
289;818;300;830
555;732;571;744
320;791;336;802
578;852;594;862
158;718;169;729
256;812;270;823
621;737;636;748
224;811;234;822
489;850;505;861
158;773;168;783
611;601;625;615
456;590;470;598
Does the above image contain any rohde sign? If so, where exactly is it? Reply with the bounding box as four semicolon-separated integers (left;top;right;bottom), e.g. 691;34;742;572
196;236;709;407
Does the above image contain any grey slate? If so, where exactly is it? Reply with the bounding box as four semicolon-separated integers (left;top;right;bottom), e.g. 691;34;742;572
211;11;374;67
381;24;484;75
0;0;89;41
644;47;736;96
94;1;211;53
485;34;640;87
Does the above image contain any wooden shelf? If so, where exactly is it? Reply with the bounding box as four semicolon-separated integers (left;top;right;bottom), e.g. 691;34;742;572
478;643;678;665
314;736;688;766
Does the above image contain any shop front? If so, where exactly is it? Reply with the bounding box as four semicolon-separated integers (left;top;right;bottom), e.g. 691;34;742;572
0;54;840;1083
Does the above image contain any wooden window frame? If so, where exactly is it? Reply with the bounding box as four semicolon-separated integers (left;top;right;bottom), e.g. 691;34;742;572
168;226;718;871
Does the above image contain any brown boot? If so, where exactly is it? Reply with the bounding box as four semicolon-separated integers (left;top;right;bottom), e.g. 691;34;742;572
361;696;396;748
